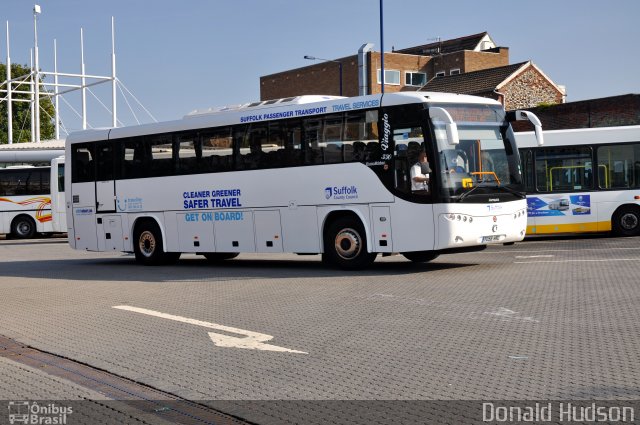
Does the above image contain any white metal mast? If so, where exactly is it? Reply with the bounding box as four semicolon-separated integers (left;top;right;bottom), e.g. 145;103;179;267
111;17;117;128
80;27;87;130
33;4;41;142
5;22;13;144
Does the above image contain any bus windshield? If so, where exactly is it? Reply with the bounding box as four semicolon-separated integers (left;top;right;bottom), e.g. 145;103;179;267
432;104;522;200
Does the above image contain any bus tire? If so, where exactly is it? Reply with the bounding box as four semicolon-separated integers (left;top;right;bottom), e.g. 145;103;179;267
402;251;439;263
203;253;239;262
612;206;640;237
133;220;179;265
323;216;376;270
11;215;36;239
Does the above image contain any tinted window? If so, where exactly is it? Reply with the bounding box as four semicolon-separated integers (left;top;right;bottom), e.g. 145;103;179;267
71;144;95;183
597;143;640;189
535;147;593;192
201;127;233;172
0;169;48;196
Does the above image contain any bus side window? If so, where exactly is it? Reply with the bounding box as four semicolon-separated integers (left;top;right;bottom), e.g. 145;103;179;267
303;118;322;165
71;144;95;183
176;133;198;175
201;127;233;173
147;134;174;177
282;120;304;167
121;138;145;179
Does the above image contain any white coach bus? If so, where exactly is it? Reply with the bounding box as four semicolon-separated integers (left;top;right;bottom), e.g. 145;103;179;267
0;157;65;238
517;125;640;236
65;92;542;268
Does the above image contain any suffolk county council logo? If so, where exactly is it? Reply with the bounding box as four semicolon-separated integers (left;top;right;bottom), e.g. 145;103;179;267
324;185;359;201
325;187;333;199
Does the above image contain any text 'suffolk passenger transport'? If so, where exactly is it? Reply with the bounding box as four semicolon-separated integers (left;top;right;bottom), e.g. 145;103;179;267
65;92;542;268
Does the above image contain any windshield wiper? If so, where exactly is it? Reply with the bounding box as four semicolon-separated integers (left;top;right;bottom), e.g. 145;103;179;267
455;183;525;202
455;183;488;202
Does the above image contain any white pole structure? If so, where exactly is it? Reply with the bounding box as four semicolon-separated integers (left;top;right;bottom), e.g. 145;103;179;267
30;48;35;142
6;21;13;144
54;39;60;140
111;16;117;128
33;4;41;142
80;27;87;130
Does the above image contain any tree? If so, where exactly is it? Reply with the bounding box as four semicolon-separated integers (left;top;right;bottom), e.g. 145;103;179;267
1;62;56;144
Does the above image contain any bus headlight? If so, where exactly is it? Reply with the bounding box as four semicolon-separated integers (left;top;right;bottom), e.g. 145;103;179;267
445;213;473;223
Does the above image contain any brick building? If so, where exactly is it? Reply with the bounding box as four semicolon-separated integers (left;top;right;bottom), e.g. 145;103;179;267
260;32;511;100
419;61;565;111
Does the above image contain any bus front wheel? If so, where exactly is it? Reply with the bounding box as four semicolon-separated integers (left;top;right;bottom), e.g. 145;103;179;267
613;207;640;237
11;215;36;239
133;221;180;265
323;217;376;270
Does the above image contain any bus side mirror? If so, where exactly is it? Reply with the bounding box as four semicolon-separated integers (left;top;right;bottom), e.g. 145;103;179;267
429;107;459;146
510;110;544;146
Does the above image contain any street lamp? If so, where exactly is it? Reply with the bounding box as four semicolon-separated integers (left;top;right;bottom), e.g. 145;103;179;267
304;55;343;96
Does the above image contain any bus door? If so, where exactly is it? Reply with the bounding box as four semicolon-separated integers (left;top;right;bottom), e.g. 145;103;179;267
95;142;116;212
50;157;66;232
70;143;98;250
94;142;123;251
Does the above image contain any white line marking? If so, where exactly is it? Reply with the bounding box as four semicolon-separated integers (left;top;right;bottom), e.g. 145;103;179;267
113;305;307;354
514;258;638;264
484;307;539;323
490;247;640;254
514;255;555;259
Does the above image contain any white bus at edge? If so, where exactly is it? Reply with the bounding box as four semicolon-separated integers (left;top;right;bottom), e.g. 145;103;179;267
65;92;539;268
0;157;65;238
517;125;640;236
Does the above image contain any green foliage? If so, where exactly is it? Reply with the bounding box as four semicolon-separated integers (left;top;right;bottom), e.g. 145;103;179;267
535;101;558;111
1;62;56;144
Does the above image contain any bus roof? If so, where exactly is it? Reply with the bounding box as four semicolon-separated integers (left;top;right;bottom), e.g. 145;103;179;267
66;92;503;144
515;125;640;148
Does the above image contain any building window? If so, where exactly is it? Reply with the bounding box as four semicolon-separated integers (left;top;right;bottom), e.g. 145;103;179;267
435;71;446;77
405;72;427;86
377;69;401;85
450;69;461;75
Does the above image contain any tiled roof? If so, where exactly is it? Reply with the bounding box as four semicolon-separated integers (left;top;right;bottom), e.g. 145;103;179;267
396;32;489;56
420;62;528;95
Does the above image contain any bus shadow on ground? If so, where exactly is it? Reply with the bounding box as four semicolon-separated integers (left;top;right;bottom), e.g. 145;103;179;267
0;256;477;283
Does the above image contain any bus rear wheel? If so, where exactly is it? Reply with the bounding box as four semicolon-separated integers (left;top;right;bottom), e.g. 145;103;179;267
11;215;36;239
134;221;180;265
402;251;439;263
613;207;640;237
203;253;239;262
323;217;376;270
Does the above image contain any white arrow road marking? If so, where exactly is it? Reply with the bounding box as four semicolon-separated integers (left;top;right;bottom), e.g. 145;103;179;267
113;305;307;354
484;307;539;323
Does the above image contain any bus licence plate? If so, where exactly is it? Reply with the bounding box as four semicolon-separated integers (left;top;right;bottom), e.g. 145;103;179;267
481;235;501;243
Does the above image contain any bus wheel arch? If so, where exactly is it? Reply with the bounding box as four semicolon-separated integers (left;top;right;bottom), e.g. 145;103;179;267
132;217;180;265
10;215;37;239
322;211;376;269
612;204;640;237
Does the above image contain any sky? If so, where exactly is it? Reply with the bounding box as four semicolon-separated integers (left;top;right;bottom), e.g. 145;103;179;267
3;0;639;135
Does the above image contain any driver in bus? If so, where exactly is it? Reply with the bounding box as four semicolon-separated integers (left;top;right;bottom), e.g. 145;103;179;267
410;150;431;192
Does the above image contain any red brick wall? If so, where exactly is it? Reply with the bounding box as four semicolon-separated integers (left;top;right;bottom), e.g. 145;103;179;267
464;48;509;72
511;94;640;131
260;55;360;100
260;48;511;100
